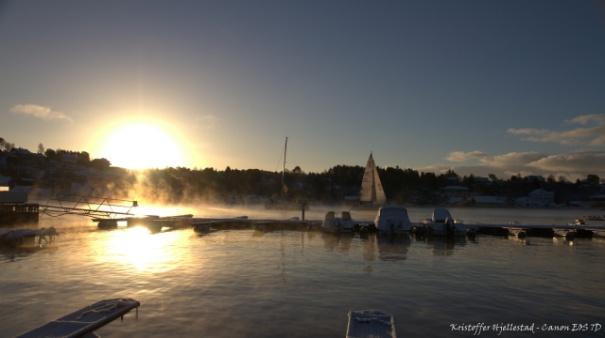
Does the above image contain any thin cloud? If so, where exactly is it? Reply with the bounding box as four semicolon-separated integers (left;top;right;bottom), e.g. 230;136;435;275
10;104;73;122
507;114;605;146
482;151;546;168
436;150;605;179
446;150;488;162
528;151;605;174
446;150;544;168
567;114;605;125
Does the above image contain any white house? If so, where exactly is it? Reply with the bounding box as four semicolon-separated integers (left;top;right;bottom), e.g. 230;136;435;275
472;195;507;206
515;188;554;207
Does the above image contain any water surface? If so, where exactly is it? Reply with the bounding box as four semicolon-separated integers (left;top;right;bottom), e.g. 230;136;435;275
1;207;604;337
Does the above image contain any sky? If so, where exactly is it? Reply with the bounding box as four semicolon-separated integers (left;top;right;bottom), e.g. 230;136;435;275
1;0;605;178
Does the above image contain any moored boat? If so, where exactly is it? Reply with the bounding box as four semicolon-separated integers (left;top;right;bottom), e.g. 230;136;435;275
553;228;577;240
374;206;411;235
321;211;355;233
422;208;466;237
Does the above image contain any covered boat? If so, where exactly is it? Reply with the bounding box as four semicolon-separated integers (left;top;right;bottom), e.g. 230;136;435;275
423;208;465;236
373;206;411;235
321;211;355;233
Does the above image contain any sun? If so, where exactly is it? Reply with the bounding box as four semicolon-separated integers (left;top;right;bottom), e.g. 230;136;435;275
100;122;187;169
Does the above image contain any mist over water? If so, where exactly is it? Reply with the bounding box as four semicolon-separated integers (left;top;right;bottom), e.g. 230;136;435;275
1;207;604;337
124;203;605;225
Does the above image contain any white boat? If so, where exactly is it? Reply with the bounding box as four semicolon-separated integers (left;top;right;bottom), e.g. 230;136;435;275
569;216;605;227
346;309;396;338
321;211;355;233
359;153;386;206
374;206;411;235
422;208;465;236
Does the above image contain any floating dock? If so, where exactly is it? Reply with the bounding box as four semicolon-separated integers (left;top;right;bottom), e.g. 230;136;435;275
346;309;396;338
94;214;194;232
192;217;321;233
18;298;140;338
90;213;605;241
468;223;605;239
0;227;57;248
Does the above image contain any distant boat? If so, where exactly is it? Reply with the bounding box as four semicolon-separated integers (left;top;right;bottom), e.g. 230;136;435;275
359;153;386;206
265;137;305;211
421;208;466;237
321;211;355;233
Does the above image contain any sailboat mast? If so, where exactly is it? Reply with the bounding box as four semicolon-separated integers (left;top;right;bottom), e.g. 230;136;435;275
370;153;377;202
281;137;288;196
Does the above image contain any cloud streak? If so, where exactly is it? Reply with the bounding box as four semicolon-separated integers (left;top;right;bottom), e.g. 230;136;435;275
436;115;605;179
10;104;73;122
446;150;488;162
507;114;605;146
442;149;605;179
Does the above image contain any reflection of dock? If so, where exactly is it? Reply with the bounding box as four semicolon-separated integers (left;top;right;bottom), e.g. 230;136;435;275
464;223;605;240
192;218;321;233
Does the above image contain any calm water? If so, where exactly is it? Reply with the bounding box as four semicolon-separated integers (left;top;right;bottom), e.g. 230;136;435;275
1;207;604;337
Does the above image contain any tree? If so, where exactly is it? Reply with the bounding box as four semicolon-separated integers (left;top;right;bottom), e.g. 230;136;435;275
586;174;600;186
0;137;14;151
44;148;56;160
37;143;45;154
90;158;111;169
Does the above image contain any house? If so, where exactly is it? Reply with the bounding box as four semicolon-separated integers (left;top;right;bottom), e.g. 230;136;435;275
443;185;469;205
472;195;507;206
515;188;554;207
473;176;491;185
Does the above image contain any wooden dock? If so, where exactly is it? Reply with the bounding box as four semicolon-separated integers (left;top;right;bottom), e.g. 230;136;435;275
192;217;321;233
93;214;194;232
462;223;605;239
91;214;605;241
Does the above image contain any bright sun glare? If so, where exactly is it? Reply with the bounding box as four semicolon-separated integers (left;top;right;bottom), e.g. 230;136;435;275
100;123;186;169
101;226;183;272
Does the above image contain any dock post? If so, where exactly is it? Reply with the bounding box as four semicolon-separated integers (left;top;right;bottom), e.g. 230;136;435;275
300;201;307;221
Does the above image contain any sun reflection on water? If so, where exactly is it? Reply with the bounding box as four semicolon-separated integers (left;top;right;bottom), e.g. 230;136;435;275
99;226;186;272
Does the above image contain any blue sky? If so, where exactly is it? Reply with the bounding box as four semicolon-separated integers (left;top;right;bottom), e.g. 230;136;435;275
1;0;605;177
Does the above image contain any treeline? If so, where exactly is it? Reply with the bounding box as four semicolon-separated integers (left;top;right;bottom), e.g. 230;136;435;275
0;139;602;205
131;165;602;205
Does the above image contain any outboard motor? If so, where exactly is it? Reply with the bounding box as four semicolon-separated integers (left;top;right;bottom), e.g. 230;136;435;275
445;217;454;237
